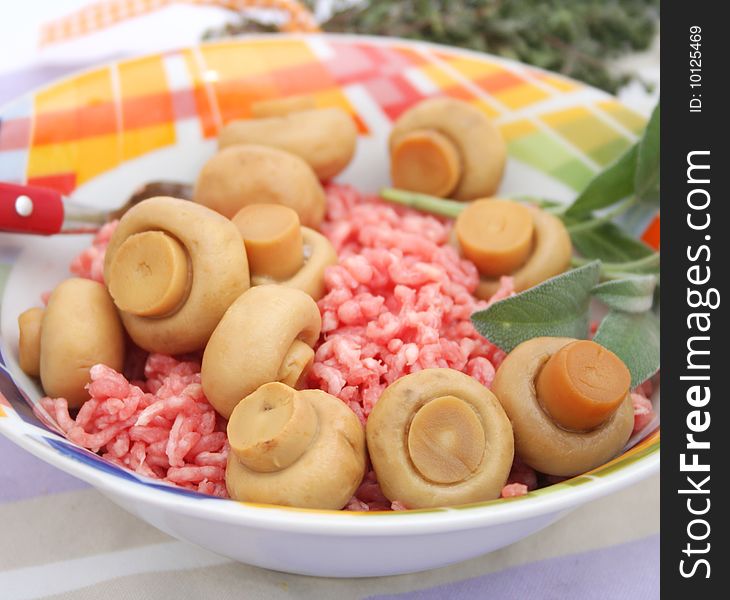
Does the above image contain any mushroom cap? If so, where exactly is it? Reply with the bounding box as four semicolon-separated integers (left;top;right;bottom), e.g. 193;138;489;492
201;285;322;419
250;94;316;118
40;278;125;408
225;384;366;510
103;196;250;355
390;98;506;201
451;203;572;299
367;368;514;508
218;108;357;181
491;337;634;476
17;307;44;378
193;144;326;227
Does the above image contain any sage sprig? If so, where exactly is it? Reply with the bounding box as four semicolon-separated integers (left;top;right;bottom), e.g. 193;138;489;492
470;261;601;351
471;264;660;384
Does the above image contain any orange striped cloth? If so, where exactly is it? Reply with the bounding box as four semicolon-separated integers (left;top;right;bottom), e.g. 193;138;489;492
39;0;319;46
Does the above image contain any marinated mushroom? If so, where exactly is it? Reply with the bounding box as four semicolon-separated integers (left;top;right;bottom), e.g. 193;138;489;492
17;307;44;378
219;108;357;180
453;198;572;298
29;278;125;408
201;285;322;419
225;382;366;509
250;94;316;118
366;368;514;508
232;204;337;300
193;145;326;227
389;97;506;200
103;196;250;355
491;337;634;477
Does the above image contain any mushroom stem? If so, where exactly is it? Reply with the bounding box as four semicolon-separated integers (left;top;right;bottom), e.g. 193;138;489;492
233;204;304;281
391;130;462;198
407;395;486;484
107;230;190;317
535;340;631;431
278;340;315;388
18;307;44;378
455;199;535;277
228;382;318;473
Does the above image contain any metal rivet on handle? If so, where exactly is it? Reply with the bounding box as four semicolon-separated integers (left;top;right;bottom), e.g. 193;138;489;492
15;195;34;217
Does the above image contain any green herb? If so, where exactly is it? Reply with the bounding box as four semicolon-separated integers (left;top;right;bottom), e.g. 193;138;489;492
591;275;657;313
568;222;653;264
380;187;464;218
318;0;659;94
564;145;638;218
593;309;660;386
634;103;660;204
471;264;660;383
204;1;658;94
470;261;601;352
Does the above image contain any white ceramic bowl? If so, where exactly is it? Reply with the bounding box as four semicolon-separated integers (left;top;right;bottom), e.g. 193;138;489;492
0;34;659;577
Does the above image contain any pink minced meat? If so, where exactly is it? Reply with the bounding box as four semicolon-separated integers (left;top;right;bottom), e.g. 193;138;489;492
69;220;118;283
54;184;658;507
311;184;514;424
39;354;228;497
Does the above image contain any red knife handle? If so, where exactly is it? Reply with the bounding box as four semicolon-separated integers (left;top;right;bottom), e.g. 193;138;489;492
0;182;65;235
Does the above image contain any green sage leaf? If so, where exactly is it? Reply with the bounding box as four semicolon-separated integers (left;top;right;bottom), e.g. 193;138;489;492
570;222;654;264
634;103;660;204
593;310;660;386
565;144;638;217
471;261;601;352
592;275;657;313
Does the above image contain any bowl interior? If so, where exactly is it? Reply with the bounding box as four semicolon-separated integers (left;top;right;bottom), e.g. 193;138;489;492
0;34;659;521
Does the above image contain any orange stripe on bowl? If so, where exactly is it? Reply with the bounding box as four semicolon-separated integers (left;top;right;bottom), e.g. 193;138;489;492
27;173;77;195
122;92;176;130
33;104;118;145
642;215;660;249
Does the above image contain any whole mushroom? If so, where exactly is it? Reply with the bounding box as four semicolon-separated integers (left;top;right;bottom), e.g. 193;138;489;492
219;107;357;181
366;368;514;508
491;337;634;477
453;198;572;298
232;204;337;300
249;94;316;118
225;382;367;510
103;196;250;355
193;145;326;228
389;97;506;200
17;278;125;408
17;307;44;378
201;285;321;420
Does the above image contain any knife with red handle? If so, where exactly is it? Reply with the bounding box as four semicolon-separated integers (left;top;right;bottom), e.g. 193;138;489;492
0;181;109;235
0;180;192;235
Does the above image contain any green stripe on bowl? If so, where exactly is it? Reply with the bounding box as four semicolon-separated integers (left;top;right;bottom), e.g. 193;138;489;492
508;131;595;191
597;100;647;134
589;137;633;166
